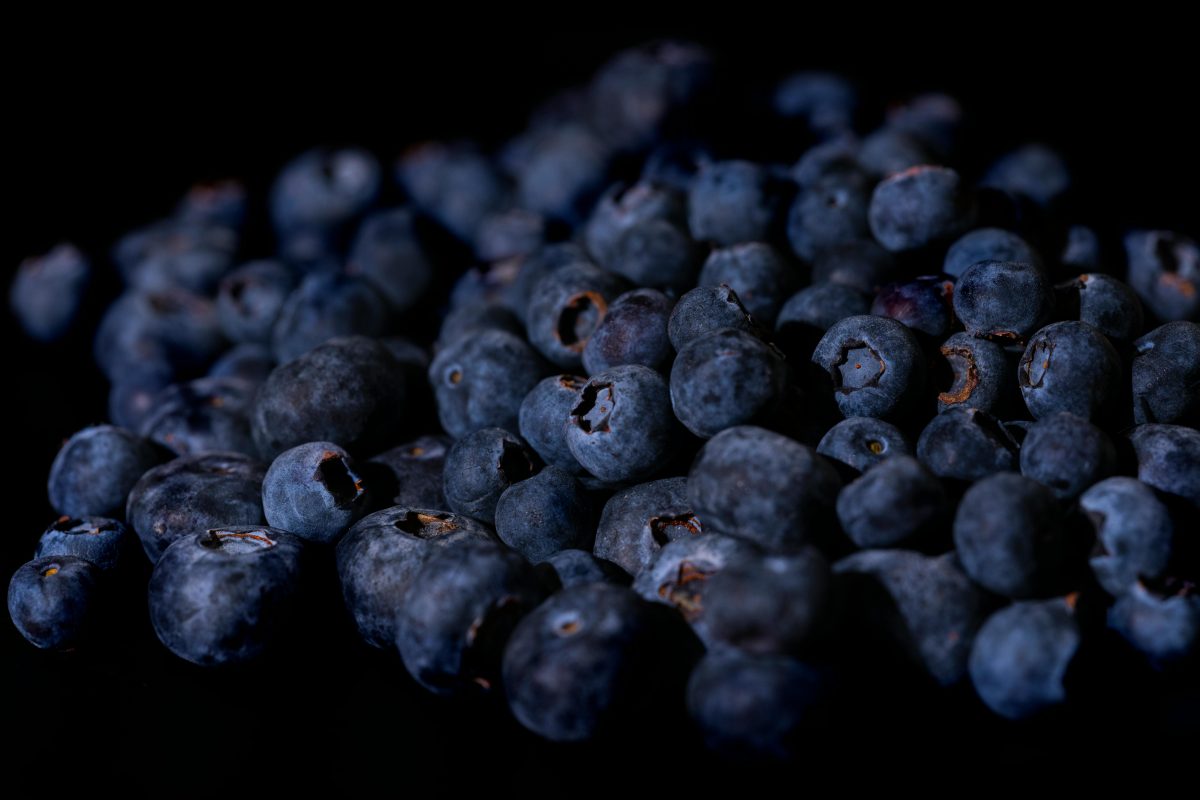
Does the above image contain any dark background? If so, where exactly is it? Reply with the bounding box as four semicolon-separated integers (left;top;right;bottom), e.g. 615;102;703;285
5;26;1197;794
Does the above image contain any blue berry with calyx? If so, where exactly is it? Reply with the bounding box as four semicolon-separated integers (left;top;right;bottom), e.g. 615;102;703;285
1055;272;1143;344
366;436;451;510
430;328;549;439
1082;478;1174;597
216;260;297;345
1128;424;1200;507
786;172;871;263
443;428;537;525
1018;412;1116;500
687;160;793;247
566;365;675;484
942;227;1041;279
518;375;586;474
812;315;926;421
667;284;761;351
593;477;701;576
697;242;798;328
1019;321;1121;422
8;555;102;650
774;283;870;361
35;516;131;572
9;243;91;342
816;416;912;475
1108;580;1199;665
867;165;974;252
934;332;1011;415
836;455;947;549
139;376;258;458
1131;321;1200;425
495;466;592;562
48;424;165;519
263;442;369;544
582;289;674;375
917;407;1018;483
525;262;628;371
1124;230;1199;322
953;260;1053;344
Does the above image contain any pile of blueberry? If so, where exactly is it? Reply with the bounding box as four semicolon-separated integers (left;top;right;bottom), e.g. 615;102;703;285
9;41;1198;757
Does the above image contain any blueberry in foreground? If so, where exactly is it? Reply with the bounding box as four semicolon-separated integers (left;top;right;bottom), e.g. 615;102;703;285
816;416;912;474
366;436;451;510
697;242;798;327
8;555;101;650
593;477;701;576
35;516;131;571
263;442;369;544
1019;320;1122;422
443;428;537;525
953;260;1053;343
540;550;630;588
566;365;675;483
916;406;1018;483
870;276;955;339
1132;321;1200;425
582;288;674;375
431;328;550;439
525;261;628;371
934;332;1010;415
1057;272;1144;344
495;467;592;562
667;284;761;351
774;282;870;361
812;315;926;421
48;425;166;519
1082;477;1174;598
148;527;305;666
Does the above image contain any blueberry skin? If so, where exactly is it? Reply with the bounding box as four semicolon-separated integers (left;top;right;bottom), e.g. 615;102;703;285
816;416;912;474
94;289;225;385
513;124;610;224
504;582;701;742
593;477;702;576
834;550;985;685
953;473;1066;598
836;455;946;548
430;329;550;439
871;276;955;338
667;284;761;351
443;428;536;525
506;243;593;322
474;208;548;263
127;453;266;562
9;243;91;342
335;507;495;649
857;128;932;178
1062;225;1102;271
8;555;101;650
774;71;856;134
981;144;1070;208
262;442;369;544
633;533;760;644
252;336;406;460
396;539;546;695
812;315;927;420
790;135;861;189
786;172;871;263
270;147;381;235
367;436;451;510
114;219;237;295
1108;582;1199;664
109;375;173;433
270;273;391;365
1019;321;1122;422
583;181;687;273
148;527;305;666
395;141;508;244
36;516;131;571
48;425;165;519
953;260;1053;343
686;650;825;758
687;160;791;247
1057;273;1143;343
216;260;297;345
346;208;434;313
1082;478;1174;597
207;343;275;385
697;243;798;328
811;239;895;294
775;283;870;361
916;407;1018;482
525;262;628;371
1018;412;1116;500
968;598;1081;719
582;289;674;376
518;375;586;474
704;548;829;655
1128;424;1200;507
540;550;629;588
867;165;973;252
609;219;702;294
1132;322;1200;424
495;467;592;562
670;328;789;439
1124;230;1199;322
566;365;675;484
942;227;1041;279
688;426;841;551
935;332;1010;415
139;377;258;457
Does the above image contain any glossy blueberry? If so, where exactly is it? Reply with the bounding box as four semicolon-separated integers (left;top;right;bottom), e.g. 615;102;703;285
346;208;434;313
917;407;1018;482
48;425;165;519
812;315;926;420
270;273;390;364
593;477;701;576
687;160;791;247
367;436;451;510
871;276;955;338
207;343;275;385
1108;581;1199;664
969;598;1081;719
127;452;266;562
396;539;546;695
1124;230;1199;322
667;284;761;351
8;555;101;650
139;376;258;457
9;243;91;341
1132;321;1200;424
1061;225;1102;271
525;262;628;371
697;243;797;328
704;548;829;654
688;426;840;550
1055;272;1143;343
430;329;549;439
495;467;592;562
252;336;406;460
262;442;369;544
836;456;946;548
943;227;1041;279
582;289;674;375
810;239;896;294
270;147;381;235
395;141;508;244
513;124;610;224
1019;412;1116;500
774;71;856;134
774;283;870;360
1082;478;1174;597
35;516;131;572
954;473;1066;598
867;165;973;252
981;144;1071;208
443;428;536;525
336;507;494;649
670;327;789;438
566;365;674;484
953;260;1053;343
216;260;297;345
540;550;629;588
816;416;912;474
786;172;871;263
1128;424;1200;507
1019;321;1121;422
934;332;1010;415
148;527;305;666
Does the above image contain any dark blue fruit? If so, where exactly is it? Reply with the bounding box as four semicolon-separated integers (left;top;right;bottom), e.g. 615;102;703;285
667;284;761;351
697;243;798;328
395;141;508;245
9;243;91;342
48;425;165;519
582;289;674;375
270;272;390;364
263;442;369;544
1082;478;1174;597
1108;581;1199;664
670;328;789;439
917;407;1018;482
687;160;791;247
430;329;549;439
525;262;628;371
1018;412;1116;499
786;172;871;263
495;467;592;561
870;276;955;338
215;260;297;345
1056;272;1143;343
139;377;258;457
367;436;451;510
942;227;1041;279
953;260;1053;343
518;375;586;474
1132;321;1200;425
934;332;1010;415
270;147;381;235
816;416;912;474
867;165;973;252
812;315;926;420
443;428;537;524
775;283;870;360
981;144;1070;208
593;477;702;576
566;365;674;484
1128;424;1200;507
346;207;434;313
835;456;946;549
1124;230;1199;322
8;556;101;650
540;550;629;588
1019;321;1121;422
35;516;131;571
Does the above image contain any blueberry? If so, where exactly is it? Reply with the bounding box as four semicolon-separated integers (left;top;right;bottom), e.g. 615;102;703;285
518;375;586;474
474;208;548;263
1061;225;1102;272
270;272;390;364
774;283;870;360
953;260;1053;343
790;135;862;189
774;71;856;135
1019;321;1122;422
688;426;840;550
540;550;629;589
503;582;701;741
395;141;508;244
1055;272;1143;343
216;260;297;345
9;243;91;342
1128;424;1200;507
8;555;101;650
667;284;761;352
593;477;702;576
566;365;675;484
525;262;628;371
697;243;798;328
582;289;674;375
138;376;258;457
252;336;406;460
262;442;369;544
148;527;305;666
687;160;791;247
641;139;712;192
836;455;946;548
430;329;549;439
943;227;1042;279
968;597;1081;719
916;407;1018;482
816;416;912;474
109;376;173;433
934;332;1010;415
584;182;688;276
1018;412;1116;500
336;507;495;649
435;302;524;351
35;516;131;571
114;219;237;295
810;239;896;294
857;128;932;178
495;467;592;562
610;218;703;294
367;436;451;510
867;165;973;252
786;172;871;263
981;144;1071;208
127;452;266;562
1125;230;1200;322
507;243;594;323
207;343;275;385
1108;581;1199;664
48;425;165;519
1132;321;1200;424
871;276;955;338
812;315;926;420
954;473;1067;598
443;428;536;525
94;289;225;385
396;539;546;695
270;147;381;235
1082;478;1174;597
513;124;610;224
346;208;434;314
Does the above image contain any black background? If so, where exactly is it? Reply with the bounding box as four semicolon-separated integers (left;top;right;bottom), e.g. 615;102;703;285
5;25;1197;794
